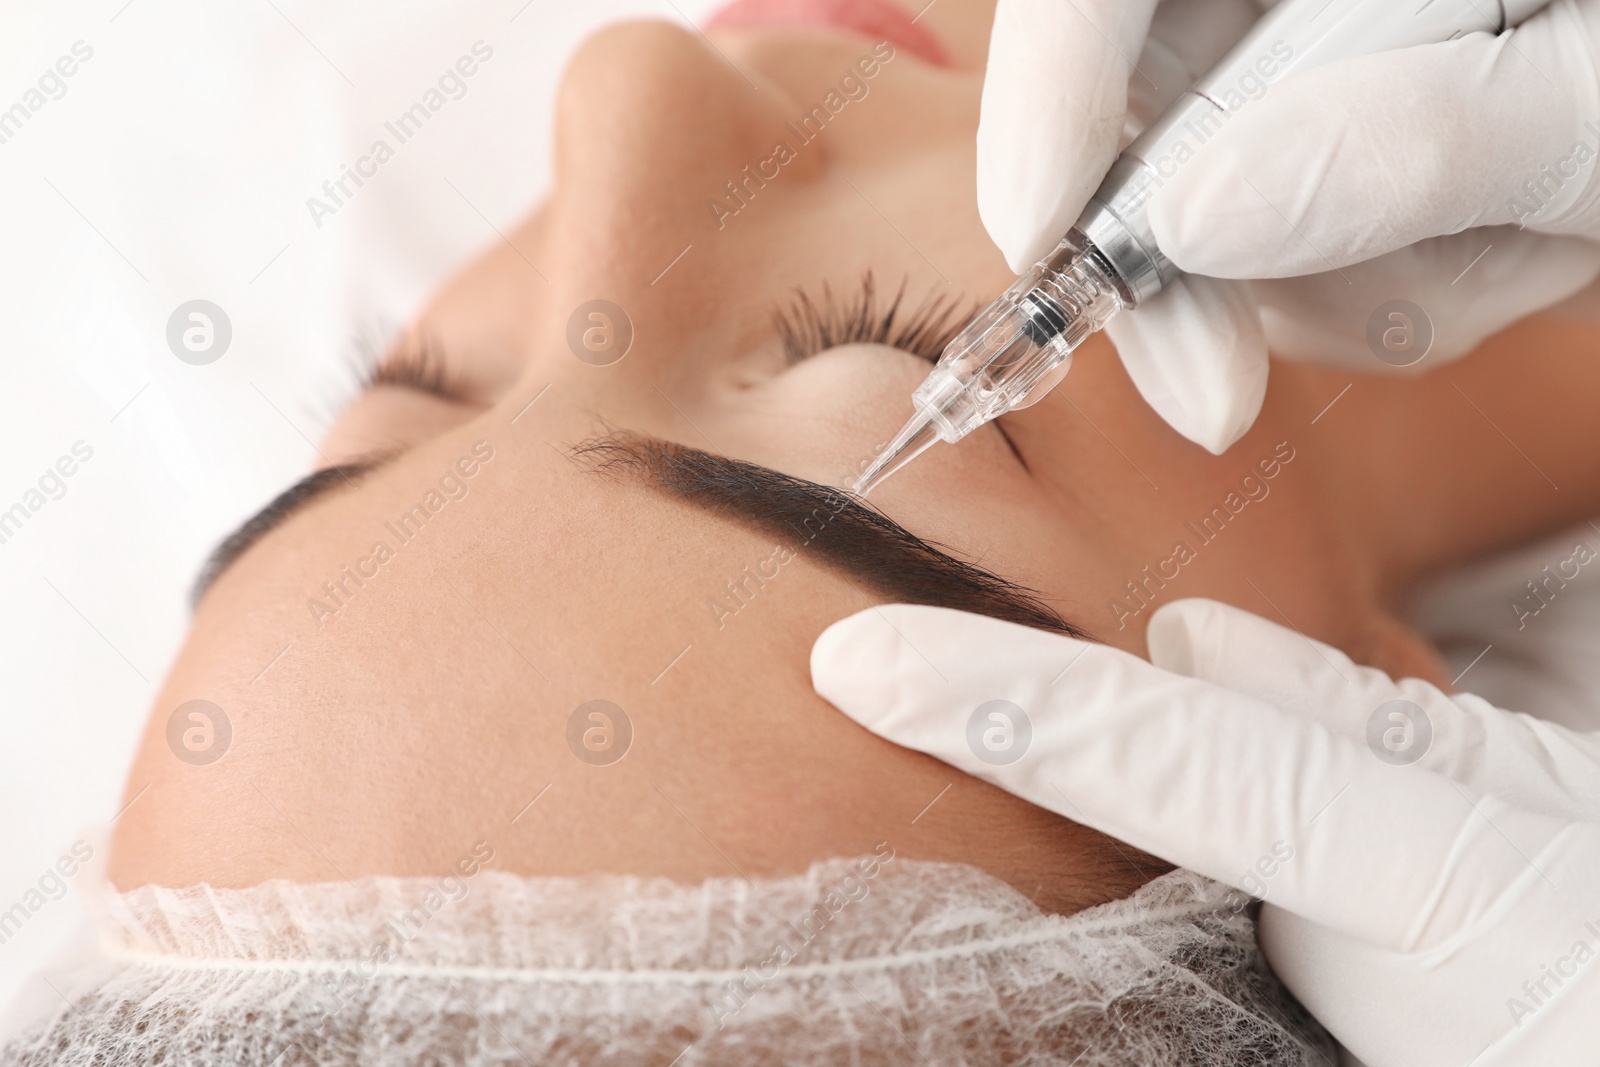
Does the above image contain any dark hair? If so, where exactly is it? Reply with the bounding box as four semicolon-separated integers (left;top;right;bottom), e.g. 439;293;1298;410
574;433;1092;640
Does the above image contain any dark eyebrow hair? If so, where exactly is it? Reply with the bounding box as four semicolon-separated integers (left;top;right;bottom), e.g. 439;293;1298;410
572;433;1093;641
189;456;395;608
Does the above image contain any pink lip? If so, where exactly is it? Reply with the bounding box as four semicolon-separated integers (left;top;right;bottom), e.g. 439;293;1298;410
704;0;951;68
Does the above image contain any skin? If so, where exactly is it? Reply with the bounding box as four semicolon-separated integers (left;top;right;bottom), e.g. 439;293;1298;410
110;4;1600;916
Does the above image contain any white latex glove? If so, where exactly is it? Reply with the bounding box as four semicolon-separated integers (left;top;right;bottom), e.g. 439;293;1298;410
979;0;1600;450
1148;0;1600;275
812;599;1600;1067
1157;0;1600;368
981;0;1277;452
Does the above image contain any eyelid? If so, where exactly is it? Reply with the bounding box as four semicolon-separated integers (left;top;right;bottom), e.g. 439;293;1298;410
324;335;483;471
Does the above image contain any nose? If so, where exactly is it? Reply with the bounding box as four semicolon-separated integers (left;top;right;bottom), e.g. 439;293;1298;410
548;21;814;287
538;19;837;408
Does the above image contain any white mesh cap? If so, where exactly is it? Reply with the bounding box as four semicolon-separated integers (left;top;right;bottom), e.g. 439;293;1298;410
2;853;1332;1065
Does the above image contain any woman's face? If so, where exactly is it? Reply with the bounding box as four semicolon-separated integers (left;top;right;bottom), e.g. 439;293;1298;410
113;7;1396;902
335;13;1375;660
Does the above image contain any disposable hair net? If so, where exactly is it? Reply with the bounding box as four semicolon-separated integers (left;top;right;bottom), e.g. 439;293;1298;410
1;855;1333;1065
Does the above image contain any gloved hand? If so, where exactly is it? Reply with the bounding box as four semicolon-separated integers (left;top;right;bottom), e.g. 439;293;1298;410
980;0;1600;453
811;598;1600;1067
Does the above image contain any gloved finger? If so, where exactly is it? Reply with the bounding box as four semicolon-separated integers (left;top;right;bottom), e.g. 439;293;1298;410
1257;908;1426;1067
1126;0;1269;135
811;603;1572;953
1261;892;1600;1067
1148;598;1600;822
1143;0;1273;82
1146;22;1600;278
1102;273;1268;454
980;0;1272;273
978;0;1161;272
1254;229;1600;371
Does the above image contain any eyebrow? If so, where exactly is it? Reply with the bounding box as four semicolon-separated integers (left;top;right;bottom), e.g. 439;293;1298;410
191;435;1091;641
573;433;1093;640
189;455;396;607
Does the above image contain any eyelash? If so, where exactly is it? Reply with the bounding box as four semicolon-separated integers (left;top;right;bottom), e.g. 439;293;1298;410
343;273;967;408
363;334;458;395
772;273;974;365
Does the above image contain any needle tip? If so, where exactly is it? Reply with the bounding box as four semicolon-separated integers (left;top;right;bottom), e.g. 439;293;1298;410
851;412;942;497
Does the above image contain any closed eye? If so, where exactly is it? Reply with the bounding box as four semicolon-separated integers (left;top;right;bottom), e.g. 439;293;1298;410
771;272;975;365
359;333;468;401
